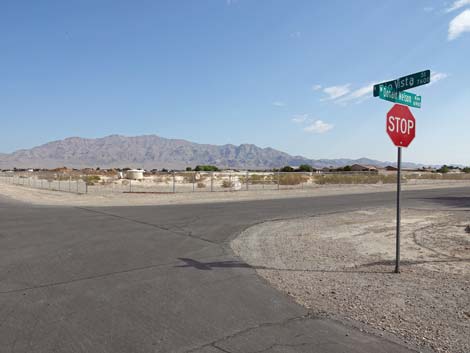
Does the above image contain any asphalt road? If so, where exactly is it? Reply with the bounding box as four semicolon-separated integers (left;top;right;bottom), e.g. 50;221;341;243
1;187;469;353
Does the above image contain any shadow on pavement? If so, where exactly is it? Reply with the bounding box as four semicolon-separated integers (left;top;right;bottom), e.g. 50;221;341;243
177;258;393;274
362;258;470;267
415;196;470;208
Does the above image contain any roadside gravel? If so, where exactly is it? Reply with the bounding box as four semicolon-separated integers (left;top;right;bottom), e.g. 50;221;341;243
232;208;470;353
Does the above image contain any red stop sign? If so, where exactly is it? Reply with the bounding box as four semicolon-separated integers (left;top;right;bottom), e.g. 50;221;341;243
386;104;416;147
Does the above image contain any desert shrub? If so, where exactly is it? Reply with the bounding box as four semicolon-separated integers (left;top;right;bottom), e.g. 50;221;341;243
279;173;309;185
221;180;233;188
249;174;265;184
197;182;206;188
237;175;247;184
82;175;101;185
178;173;195;183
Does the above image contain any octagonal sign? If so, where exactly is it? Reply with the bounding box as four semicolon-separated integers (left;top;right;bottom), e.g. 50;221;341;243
386;104;416;148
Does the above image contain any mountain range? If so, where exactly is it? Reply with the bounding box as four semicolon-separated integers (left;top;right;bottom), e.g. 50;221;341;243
0;134;428;170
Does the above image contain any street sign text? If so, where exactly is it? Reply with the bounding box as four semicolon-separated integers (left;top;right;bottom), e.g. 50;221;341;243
373;70;431;97
379;86;422;108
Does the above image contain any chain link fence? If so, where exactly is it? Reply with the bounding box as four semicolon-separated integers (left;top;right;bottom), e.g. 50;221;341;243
0;170;470;195
0;171;325;194
2;170;467;195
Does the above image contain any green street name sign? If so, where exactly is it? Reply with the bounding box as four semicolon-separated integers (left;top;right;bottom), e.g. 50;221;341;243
373;70;430;97
379;86;422;108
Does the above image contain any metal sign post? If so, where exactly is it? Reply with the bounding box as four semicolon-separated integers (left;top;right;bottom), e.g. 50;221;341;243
386;104;416;273
395;147;402;273
374;70;430;273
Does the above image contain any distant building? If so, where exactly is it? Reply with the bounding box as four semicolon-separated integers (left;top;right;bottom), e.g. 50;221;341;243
126;169;145;180
350;164;378;172
385;166;398;171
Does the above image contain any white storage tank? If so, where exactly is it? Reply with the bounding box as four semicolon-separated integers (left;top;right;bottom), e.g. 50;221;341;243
126;169;144;180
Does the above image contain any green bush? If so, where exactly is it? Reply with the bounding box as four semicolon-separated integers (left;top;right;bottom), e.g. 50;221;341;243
297;164;313;172
437;165;450;173
280;166;294;172
195;165;219;172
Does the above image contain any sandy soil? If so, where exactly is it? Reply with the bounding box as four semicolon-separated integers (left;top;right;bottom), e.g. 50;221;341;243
2;180;470;207
232;208;470;353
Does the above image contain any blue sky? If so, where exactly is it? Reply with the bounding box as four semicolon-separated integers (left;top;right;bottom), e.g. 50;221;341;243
1;1;469;165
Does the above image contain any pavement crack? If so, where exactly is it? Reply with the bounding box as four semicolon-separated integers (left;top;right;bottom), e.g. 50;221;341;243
211;343;232;352
75;207;220;246
0;254;243;295
184;314;315;353
0;259;180;294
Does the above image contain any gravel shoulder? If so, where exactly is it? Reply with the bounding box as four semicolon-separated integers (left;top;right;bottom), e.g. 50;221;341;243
232;208;470;353
2;181;470;207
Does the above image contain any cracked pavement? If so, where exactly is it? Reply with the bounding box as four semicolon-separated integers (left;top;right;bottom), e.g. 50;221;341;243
1;187;467;352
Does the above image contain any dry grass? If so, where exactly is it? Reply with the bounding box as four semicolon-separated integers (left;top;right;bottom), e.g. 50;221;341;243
249;174;272;184
407;173;470;180
279;174;310;186
314;174;397;184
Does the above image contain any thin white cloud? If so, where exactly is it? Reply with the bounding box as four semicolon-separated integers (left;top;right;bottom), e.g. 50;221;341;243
448;9;470;40
336;83;374;104
429;71;449;85
322;84;351;100
424;7;434;12
272;101;286;107
303;120;334;134
291;114;309;124
446;0;470;12
312;84;322;91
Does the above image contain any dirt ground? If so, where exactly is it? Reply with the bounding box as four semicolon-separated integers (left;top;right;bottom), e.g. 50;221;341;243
232;208;470;353
2;180;470;207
